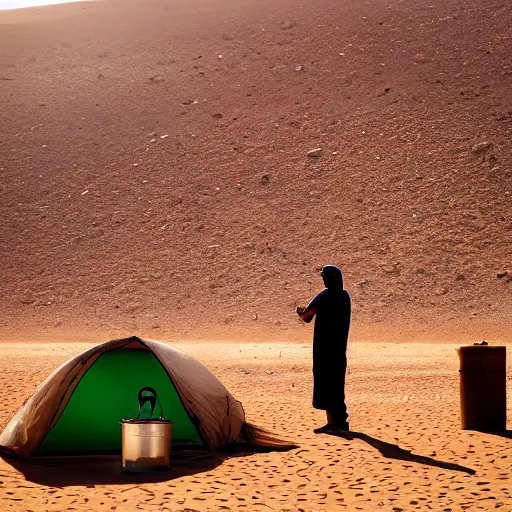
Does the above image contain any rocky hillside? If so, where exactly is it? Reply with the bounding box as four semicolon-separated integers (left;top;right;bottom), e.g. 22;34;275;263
0;0;510;342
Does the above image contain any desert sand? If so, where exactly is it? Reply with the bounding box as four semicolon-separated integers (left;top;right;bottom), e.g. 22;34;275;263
1;0;511;509
2;341;512;511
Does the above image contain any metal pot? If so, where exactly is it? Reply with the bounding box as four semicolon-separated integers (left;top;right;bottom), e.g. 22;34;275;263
121;386;173;473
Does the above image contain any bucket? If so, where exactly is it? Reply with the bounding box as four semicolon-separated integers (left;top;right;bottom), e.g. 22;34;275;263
457;345;506;431
121;386;174;473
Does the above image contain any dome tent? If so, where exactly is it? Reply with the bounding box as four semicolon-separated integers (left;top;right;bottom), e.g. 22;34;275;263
0;337;265;459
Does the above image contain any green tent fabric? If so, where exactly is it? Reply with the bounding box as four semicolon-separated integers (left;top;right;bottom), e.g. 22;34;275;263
0;337;296;460
38;349;204;455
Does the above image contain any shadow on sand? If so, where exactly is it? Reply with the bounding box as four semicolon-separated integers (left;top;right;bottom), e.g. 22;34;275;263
479;430;512;440
327;431;476;475
0;423;298;486
2;446;283;486
2;451;224;486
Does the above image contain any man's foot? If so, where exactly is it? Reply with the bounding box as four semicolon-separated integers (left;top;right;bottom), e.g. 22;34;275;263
337;421;350;431
314;423;339;434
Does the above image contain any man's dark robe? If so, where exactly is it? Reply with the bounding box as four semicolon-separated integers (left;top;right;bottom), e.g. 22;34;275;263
301;286;351;422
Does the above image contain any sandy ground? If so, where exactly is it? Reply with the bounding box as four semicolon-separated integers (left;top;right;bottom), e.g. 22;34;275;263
1;0;511;508
2;340;512;511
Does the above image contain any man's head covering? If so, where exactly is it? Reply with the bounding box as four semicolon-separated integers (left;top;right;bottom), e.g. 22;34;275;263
321;264;344;290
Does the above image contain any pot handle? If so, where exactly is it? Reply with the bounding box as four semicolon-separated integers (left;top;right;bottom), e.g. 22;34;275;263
137;386;157;419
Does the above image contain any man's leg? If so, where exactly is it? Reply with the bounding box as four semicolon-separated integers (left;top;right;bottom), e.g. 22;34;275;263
314;356;349;433
331;409;349;430
333;355;349;429
314;412;337;433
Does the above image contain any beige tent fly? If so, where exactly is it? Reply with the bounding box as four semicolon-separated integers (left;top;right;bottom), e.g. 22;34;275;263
0;336;293;459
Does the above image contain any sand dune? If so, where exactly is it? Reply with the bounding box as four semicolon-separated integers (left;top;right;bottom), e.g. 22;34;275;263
0;0;511;343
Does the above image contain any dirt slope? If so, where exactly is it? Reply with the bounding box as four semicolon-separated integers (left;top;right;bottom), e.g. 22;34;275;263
0;0;511;342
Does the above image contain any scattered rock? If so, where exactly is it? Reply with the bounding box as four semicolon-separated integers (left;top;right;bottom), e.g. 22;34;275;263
358;280;369;287
307;148;322;158
435;287;449;296
149;75;165;83
456;273;465;281
241;369;249;375
295;64;305;71
212;113;223;119
497;271;511;281
181;99;194;105
265;370;275;375
260;174;270;185
472;141;492;154
280;21;295;30
160;134;169;139
413;53;430;64
383;262;400;275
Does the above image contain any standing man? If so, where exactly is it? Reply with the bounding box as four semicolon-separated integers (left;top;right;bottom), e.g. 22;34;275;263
296;265;352;433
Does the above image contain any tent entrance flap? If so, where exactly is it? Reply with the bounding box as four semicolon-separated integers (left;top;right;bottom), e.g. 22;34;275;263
38;349;204;455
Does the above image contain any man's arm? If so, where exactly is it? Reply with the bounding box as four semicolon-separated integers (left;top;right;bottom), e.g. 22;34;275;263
296;291;323;323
